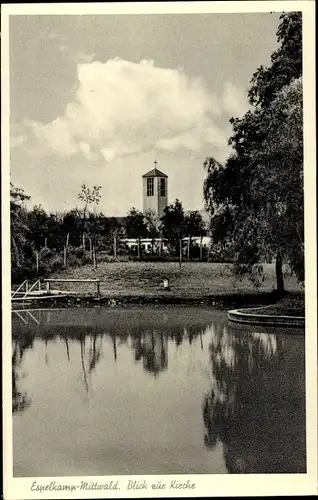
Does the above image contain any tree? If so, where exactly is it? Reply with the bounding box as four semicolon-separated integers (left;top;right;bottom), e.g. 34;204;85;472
125;208;148;259
76;184;102;249
108;217;126;258
248;12;302;108
27;205;50;250
160;199;186;267
144;210;160;255
250;78;304;283
45;212;66;251
10;184;32;280
61;210;82;248
184;211;206;261
203;13;303;291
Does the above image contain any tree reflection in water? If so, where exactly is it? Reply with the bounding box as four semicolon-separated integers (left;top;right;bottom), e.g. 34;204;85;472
202;324;306;473
11;308;306;474
12;333;34;414
133;331;168;376
11;309;206;404
131;322;205;376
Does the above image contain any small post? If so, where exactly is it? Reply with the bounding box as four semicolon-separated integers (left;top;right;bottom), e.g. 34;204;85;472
36;251;39;275
187;237;190;262
82;233;85;249
89;237;93;259
38;279;41;291
179;239;182;268
113;234;117;258
63;246;67;266
163;278;170;291
200;236;203;262
96;280;100;295
93;246;97;270
44;237;47;248
25;280;28;292
66;232;70;249
46;281;50;294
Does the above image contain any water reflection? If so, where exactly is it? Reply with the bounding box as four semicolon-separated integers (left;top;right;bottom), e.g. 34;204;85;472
202;324;306;473
11;308;305;475
12;308;207;386
133;333;168;375
12;332;34;413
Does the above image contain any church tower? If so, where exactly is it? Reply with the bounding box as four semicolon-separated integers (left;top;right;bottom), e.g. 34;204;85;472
142;161;168;217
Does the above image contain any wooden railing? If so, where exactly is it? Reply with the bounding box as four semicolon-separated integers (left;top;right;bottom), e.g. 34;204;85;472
11;279;41;298
11;279;29;298
43;278;101;295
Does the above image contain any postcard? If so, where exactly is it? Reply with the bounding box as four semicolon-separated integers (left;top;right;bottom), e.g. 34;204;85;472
2;1;317;498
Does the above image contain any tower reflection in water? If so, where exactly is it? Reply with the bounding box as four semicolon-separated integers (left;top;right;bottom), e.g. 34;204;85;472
202;323;306;473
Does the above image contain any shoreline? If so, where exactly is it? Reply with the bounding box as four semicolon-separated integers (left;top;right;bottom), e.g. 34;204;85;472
11;289;286;308
227;305;305;328
11;290;305;328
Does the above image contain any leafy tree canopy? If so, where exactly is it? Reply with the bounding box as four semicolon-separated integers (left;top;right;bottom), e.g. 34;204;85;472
248;12;302;108
184;211;206;237
125;207;148;239
160;199;186;244
203;12;303;289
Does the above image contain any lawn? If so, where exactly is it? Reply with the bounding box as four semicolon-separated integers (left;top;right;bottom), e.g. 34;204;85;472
49;261;301;299
246;295;305;317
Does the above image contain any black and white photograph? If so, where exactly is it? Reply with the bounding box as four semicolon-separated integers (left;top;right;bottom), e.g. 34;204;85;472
2;1;317;498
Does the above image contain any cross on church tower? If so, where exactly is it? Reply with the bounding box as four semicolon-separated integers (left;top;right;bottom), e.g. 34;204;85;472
154;160;158;168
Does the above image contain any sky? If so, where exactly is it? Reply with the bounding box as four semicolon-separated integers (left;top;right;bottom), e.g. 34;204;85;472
9;13;281;216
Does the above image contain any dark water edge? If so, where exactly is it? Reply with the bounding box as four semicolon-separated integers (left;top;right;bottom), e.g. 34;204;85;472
12;306;306;476
11;288;299;309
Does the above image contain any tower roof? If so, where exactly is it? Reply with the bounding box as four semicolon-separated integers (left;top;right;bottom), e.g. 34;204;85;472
142;167;168;178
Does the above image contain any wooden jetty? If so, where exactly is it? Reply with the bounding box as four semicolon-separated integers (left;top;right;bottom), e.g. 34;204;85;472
11;278;101;304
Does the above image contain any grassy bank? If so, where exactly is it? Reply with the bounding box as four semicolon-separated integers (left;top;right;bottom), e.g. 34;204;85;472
246;294;305;317
46;261;301;300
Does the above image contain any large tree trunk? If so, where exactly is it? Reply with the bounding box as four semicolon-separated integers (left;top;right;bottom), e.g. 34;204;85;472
275;250;284;292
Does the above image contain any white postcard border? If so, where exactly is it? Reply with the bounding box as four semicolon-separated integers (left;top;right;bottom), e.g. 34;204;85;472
2;2;317;498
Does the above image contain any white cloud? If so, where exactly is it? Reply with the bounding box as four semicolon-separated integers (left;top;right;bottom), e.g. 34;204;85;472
17;58;235;163
11;134;27;148
156;125;228;153
24;117;78;156
75;51;96;64
101;148;115;163
221;81;250;117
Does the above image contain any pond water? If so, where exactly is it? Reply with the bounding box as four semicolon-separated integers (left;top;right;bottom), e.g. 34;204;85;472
12;306;306;476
